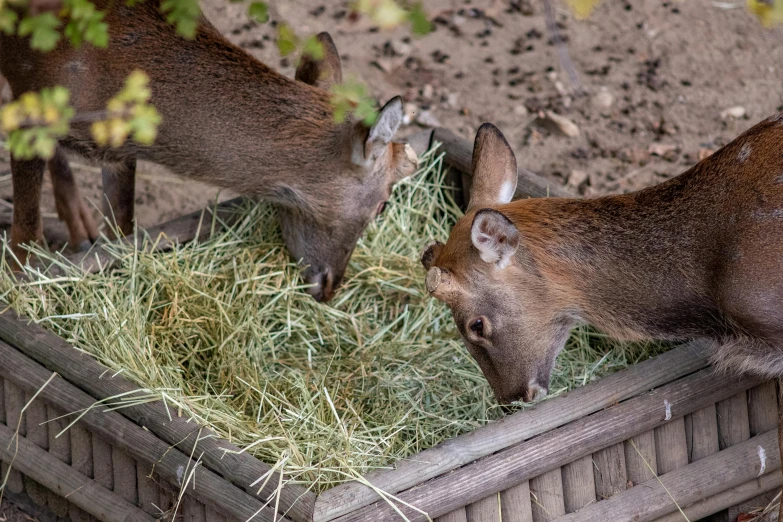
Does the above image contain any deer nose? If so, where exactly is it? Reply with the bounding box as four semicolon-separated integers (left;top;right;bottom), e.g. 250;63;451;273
522;381;548;403
305;268;335;302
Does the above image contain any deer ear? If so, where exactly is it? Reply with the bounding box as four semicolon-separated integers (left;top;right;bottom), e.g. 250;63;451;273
471;209;519;269
467;123;518;211
353;97;404;165
295;32;343;90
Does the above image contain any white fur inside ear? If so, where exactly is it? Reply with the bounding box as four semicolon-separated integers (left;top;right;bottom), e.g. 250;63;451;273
471;210;519;269
499;180;515;203
368;98;403;145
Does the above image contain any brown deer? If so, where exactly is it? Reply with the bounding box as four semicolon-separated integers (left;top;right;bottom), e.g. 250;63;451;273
422;120;783;504
0;3;417;302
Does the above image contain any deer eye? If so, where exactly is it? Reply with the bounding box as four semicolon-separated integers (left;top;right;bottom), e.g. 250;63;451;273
469;318;484;337
376;201;389;217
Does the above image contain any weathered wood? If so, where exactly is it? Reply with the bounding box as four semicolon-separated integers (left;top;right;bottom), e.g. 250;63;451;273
93;435;114;491
466;494;501;522
0;376;8;501
2;379;25;494
654;418;688;475
561;455;595;512
0;420;154;522
315;341;710;521
0;308;314;522
554;430;780;522
530;469;565;522
159;485;175;519
748;382;778;436
47;405;73;517
592;443;627;499
0;339;289;522
24;391;50;507
181;495;206;522
716;391;751;450
60;197;245;276
137;462;161;516
70;424;95;522
500;482;534;522
112;447;138;505
436;508;468;522
330;367;760;522
727;489;779;522
205;505;228;522
624;431;657;485
684;404;719;463
428;128;572;199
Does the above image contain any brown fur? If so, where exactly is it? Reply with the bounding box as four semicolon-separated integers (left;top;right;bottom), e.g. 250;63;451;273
1;3;417;301
424;117;783;401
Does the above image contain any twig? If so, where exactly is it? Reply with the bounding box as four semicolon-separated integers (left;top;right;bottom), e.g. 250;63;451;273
541;0;584;93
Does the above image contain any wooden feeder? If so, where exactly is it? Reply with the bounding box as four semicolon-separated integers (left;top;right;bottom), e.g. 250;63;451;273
0;129;778;522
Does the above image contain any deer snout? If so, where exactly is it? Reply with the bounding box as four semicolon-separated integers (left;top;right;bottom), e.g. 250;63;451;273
497;380;548;405
304;267;337;302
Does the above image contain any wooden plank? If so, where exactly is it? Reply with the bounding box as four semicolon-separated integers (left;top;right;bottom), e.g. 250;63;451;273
24;391;50;508
530;469;565;522
0;419;154;522
93;435;114;491
0;308;314;522
112;447;138;505
181;495;207;522
314;341;711;521
624;431;657;485
159;484;175;520
205;505;228;522
554;430;780;522
561;455;595;512
0;339;290;522
748;381;778;436
70;424;95;522
654;418;688;475
0;375;9;499
684;404;719;463
436;508;468;522
330;367;760;522
466;494;501;522
47;405;72;517
500;482;534;522
592;443;627;500
428;128;572;199
652;472;781;522
2;379;24;494
137;462;161;516
716;391;751;450
728;490;779;522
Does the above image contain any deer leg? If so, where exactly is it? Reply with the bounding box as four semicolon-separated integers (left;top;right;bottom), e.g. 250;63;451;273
48;147;98;252
101;157;136;240
10;156;45;267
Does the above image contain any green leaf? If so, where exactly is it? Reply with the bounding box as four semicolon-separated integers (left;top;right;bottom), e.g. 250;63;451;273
248;2;269;23
160;0;201;39
18;13;62;51
276;23;298;56
62;0;109;48
301;35;324;60
0;10;19;35
408;3;432;35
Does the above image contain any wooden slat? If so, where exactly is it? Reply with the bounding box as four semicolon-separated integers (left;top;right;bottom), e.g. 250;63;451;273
23;391;49;507
654;418;688;475
466;494;500;522
728;490;779;522
652;473;782;522
70;424;95;522
159;485;175;520
93;435;114;491
330;367;760;522
0;308;314;522
500;482;534;522
684;404;719;463
561;456;595;512
0;339;289;522
0;375;9;499
205;505;228;522
592;443;627;499
315;341;711;521
2;379;25;494
624;431;657;485
717;391;750;449
436;508;468;522
182;495;207;522
530;469;565;522
137;462;161;516
0;419;154;522
112;447;138;505
47;405;73;517
554;430;780;522
748;382;778;436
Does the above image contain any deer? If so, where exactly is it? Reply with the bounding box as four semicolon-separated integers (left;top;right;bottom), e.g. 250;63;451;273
421;119;783;507
0;2;418;302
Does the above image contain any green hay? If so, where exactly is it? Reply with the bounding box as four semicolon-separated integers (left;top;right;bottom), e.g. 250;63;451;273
0;146;667;492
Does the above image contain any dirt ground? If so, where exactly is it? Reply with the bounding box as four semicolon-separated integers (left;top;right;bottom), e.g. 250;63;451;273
1;0;783;517
1;0;782;248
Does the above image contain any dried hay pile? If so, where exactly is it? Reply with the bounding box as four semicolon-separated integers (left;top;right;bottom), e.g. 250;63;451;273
0;147;664;492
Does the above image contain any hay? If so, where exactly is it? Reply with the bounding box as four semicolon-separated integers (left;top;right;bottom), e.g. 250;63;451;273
0;146;667;492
